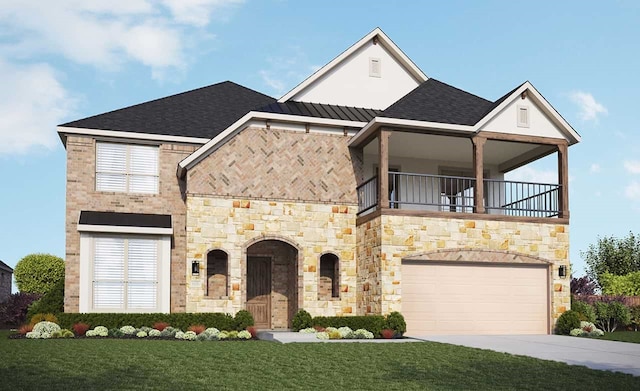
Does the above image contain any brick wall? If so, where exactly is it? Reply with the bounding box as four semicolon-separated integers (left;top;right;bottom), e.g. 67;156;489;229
187;126;363;203
64;135;198;313
0;269;11;303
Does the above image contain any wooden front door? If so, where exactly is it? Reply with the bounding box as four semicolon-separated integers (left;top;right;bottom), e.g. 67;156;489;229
247;257;271;329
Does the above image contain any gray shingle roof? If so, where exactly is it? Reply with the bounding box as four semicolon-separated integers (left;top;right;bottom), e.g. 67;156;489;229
60;81;275;139
380;79;494;126
257;101;381;123
0;260;13;273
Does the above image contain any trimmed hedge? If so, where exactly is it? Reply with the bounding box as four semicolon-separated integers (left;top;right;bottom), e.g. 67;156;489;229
57;313;240;331
312;315;386;336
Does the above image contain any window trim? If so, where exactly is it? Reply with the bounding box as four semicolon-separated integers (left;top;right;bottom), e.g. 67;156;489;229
79;232;171;313
318;252;340;300
95;141;160;194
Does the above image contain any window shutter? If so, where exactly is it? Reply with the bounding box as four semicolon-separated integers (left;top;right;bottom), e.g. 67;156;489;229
96;143;128;192
129;145;159;194
93;237;125;309
127;238;158;309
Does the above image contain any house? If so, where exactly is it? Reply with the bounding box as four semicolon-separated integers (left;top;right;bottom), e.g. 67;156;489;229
0;260;13;303
58;28;577;335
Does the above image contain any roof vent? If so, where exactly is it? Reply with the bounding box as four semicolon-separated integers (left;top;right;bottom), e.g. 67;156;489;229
517;105;530;128
369;57;381;78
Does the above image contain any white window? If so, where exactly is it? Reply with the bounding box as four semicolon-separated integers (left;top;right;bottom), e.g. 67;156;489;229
91;236;161;312
96;142;159;194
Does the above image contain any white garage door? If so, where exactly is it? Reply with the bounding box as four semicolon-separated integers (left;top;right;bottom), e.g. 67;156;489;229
402;261;549;335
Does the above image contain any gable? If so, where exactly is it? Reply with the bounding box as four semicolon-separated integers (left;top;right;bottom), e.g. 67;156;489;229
478;86;578;142
280;28;426;110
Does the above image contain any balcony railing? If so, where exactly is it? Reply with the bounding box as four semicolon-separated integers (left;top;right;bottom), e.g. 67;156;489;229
357;176;378;214
357;172;561;218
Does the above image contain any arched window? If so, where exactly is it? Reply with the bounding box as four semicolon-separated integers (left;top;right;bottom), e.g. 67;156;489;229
207;250;228;297
318;253;339;299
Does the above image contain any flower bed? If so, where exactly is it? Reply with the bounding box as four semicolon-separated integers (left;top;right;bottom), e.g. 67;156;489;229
14;321;257;341
299;326;375;340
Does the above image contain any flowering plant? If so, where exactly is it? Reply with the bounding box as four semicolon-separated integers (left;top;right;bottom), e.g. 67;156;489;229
137;331;148;338
120;325;137;335
316;332;329;340
299;328;316;334
237;330;252;340
148;329;161;337
183;331;197;341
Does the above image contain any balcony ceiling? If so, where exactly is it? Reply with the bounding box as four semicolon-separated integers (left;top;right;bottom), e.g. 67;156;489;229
362;132;556;172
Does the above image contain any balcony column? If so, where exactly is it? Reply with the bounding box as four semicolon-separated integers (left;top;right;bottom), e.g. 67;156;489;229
558;143;569;218
472;136;486;214
378;128;390;209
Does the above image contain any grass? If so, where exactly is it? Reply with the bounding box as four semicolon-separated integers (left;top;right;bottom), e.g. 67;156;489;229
1;330;639;390
600;330;640;344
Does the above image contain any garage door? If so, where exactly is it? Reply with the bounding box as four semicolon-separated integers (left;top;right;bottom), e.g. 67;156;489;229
402;261;549;335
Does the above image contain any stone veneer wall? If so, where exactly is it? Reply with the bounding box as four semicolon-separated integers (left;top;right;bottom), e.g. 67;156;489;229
64;135;198;312
185;197;358;318
356;215;570;324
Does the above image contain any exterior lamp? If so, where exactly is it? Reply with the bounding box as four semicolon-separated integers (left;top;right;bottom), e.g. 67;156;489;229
558;265;567;279
192;261;200;276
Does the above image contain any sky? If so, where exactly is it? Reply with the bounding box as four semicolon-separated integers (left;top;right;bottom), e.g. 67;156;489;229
1;0;639;291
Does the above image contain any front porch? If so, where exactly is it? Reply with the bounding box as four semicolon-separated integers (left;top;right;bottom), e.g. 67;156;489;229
354;130;569;222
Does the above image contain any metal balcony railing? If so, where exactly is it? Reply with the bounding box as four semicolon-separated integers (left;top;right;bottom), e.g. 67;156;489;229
356;172;561;218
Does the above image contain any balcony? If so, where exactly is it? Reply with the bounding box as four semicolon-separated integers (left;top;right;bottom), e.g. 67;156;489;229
357;172;561;218
352;129;569;222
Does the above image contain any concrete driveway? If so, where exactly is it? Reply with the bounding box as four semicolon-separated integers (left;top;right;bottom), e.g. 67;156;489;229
413;334;640;376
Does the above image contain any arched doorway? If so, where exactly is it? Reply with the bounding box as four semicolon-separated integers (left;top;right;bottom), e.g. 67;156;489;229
245;239;300;329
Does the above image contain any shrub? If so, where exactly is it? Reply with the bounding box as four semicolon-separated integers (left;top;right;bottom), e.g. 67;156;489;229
72;322;90;337
299;328;316;334
183;331;197;341
0;292;41;326
160;327;178;338
227;331;239;339
292;309;313;331
27;321;61;339
18;324;33;335
237;330;252;340
328;330;342;339
137;331;147;338
570;328;585;337
175;331;185;339
153;322;169;331
27;278;64;319
571;301;596;323
202;327;220;339
353;329;374;339
148;329;161;337
56;312;236;330
555;310;581;335
188;324;206;335
62;329;74;338
234;310;254;330
14;253;65;294
629;305;640;331
337;326;354;339
381;328;395;339
316;332;329;340
120;325;137;335
30;313;58;326
312;315;386;336
385;312;406;336
594;301;631;332
109;328;124;338
247;326;258;339
599;271;640;296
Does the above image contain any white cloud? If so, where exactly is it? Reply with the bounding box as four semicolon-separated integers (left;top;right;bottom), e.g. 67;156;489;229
258;47;318;96
624;160;640;174
625;181;640;201
505;166;557;185
161;0;244;27
0;60;76;154
569;91;607;122
0;0;243;154
589;163;601;174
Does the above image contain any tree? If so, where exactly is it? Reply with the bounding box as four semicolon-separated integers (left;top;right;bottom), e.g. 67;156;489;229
599;271;640;296
581;232;640;287
570;276;597;295
14;253;65;294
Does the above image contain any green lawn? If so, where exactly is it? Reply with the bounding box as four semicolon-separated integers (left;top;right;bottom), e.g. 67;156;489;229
600;331;640;344
1;331;639;390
